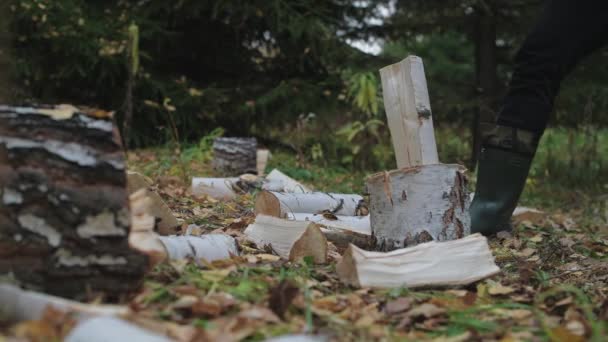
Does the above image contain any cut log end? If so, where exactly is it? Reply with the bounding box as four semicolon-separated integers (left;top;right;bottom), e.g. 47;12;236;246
289;224;327;264
254;191;282;217
335;245;360;287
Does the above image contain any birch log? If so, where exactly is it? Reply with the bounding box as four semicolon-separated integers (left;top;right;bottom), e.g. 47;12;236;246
0;283;128;322
129;189;238;265
265;169;311;193
192;177;239;200
245;214;371;252
192;176;293;200
380;56;439;168
367;165;470;250
66;317;172;342
212;137;257;175
244;215;327;263
336;234;500;288
0;284;171;342
255;191;366;218
0;105;147;300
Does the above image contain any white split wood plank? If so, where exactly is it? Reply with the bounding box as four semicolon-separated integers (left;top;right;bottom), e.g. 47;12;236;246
380;55;439;168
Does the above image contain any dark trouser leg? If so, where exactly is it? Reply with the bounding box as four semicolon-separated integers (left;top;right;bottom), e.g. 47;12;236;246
471;0;608;235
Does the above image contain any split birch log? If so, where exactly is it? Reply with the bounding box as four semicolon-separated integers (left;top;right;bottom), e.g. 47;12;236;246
212;137;257;176
265;169;311;193
244;215;327;263
286;213;372;250
336;234;500;288
372;56;472;250
0;105;147;300
287;213;371;235
244;214;371;255
129;189;238;266
367;165;470;250
380;55;439;168
127;171;179;235
255;191;366;218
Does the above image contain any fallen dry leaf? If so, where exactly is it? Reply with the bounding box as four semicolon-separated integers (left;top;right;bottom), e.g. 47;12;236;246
549;326;585;342
268;280;300;319
406;303;445;319
385;297;414;315
488;282;516;296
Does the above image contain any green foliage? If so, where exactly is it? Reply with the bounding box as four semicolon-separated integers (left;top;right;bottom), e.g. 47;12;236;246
10;0;386;147
346;71;380;117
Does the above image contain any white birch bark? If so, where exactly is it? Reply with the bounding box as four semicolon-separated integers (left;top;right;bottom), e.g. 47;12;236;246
366;164;471;250
265;169;311;193
191;177;239;200
255;191;365;218
159;234;238;261
66;317;172;342
286;213;370;235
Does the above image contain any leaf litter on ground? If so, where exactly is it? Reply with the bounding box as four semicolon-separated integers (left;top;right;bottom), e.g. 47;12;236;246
1;149;607;341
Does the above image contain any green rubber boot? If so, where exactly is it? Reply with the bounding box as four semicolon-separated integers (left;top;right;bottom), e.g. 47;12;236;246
470;124;540;235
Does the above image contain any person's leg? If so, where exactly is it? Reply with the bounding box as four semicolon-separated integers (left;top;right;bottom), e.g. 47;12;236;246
471;0;608;235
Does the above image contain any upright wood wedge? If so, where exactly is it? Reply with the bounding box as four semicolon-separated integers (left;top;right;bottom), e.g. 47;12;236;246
336;234;500;288
380;56;439;168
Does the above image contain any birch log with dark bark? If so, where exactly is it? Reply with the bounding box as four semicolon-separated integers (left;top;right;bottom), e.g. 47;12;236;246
0;105;147;300
212;137;257;175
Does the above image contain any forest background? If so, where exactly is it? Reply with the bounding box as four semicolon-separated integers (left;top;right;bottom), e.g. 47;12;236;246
2;0;608;192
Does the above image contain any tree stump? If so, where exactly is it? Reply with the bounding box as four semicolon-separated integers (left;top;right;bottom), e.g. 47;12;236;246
366;165;470;250
212;137;257;175
0;105;147;300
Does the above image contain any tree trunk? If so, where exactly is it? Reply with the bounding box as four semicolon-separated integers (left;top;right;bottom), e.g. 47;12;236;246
212;137;257;176
366;165;471;251
0;1;13;102
471;5;500;170
0;105;147;300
